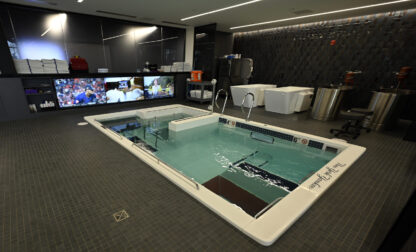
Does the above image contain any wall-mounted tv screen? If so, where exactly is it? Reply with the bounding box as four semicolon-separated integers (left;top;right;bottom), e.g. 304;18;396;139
104;77;145;103
54;75;174;109
144;76;174;99
54;78;107;108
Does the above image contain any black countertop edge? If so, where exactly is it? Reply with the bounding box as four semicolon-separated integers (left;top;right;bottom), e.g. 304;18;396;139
0;72;191;79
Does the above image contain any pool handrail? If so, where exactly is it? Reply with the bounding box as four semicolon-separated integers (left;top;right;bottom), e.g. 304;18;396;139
210;79;217;114
215;89;228;114
241;92;255;121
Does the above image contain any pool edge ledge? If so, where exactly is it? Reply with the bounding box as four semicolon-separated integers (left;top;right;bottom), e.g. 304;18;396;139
83;105;367;247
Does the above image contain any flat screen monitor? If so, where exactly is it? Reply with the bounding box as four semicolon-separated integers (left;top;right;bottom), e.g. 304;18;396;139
104;76;145;103
144;76;174;99
54;78;107;108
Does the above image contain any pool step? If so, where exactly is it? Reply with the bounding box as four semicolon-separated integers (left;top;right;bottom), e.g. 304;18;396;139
221;166;289;204
203;176;268;217
111;122;141;133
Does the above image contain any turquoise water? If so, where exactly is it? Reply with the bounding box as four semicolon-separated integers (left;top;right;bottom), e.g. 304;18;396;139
102;115;337;207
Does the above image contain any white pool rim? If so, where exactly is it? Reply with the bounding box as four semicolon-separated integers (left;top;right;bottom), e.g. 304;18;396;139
84;104;365;246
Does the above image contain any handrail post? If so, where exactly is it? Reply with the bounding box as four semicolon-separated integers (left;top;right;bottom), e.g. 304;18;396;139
210;79;217;114
241;92;255;121
215;89;229;114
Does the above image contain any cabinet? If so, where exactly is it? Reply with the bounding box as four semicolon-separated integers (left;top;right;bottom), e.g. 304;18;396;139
22;78;57;113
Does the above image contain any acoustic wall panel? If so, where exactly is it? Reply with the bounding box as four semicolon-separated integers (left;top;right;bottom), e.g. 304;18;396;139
233;9;416;90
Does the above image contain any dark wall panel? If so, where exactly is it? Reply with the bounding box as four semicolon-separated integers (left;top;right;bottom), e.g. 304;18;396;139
65;13;107;72
233;9;416;90
161;27;185;66
0;78;30;121
0;3;186;75
101;19;138;73
194;24;217;80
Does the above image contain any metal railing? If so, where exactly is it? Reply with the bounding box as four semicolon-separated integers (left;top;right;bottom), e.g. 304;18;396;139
210;79;217;114
147;129;163;148
215;89;228;114
131;142;200;190
254;196;284;219
241;92;255;121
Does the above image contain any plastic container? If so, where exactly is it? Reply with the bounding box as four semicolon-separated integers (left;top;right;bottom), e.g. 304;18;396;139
191;70;203;82
264;86;314;114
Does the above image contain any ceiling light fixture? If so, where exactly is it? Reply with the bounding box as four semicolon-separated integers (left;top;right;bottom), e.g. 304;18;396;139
41;13;67;37
230;0;410;30
181;0;262;21
77;0;84;3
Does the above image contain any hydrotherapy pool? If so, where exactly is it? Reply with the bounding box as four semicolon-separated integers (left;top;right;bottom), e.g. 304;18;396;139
84;105;365;246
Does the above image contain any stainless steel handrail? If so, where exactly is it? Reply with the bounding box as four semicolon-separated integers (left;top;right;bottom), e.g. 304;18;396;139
131;143;200;190
241;92;255;121
210;79;217;114
215;89;228;114
147;129;164;148
254;196;284;219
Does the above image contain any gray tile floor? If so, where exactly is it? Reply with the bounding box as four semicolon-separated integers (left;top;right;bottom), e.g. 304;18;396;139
0;99;415;251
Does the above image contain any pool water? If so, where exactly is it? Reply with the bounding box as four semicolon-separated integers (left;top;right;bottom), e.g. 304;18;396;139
103;115;337;216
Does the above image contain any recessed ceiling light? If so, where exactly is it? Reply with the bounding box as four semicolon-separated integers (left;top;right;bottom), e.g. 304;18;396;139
77;0;84;3
230;0;410;30
181;0;262;21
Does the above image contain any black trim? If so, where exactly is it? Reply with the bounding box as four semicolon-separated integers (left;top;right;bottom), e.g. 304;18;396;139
235;121;294;142
325;146;338;153
219;117;227;124
5;71;190;79
308;140;324;150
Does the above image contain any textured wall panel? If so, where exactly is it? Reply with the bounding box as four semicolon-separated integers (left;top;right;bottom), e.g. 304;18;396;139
233;9;416;89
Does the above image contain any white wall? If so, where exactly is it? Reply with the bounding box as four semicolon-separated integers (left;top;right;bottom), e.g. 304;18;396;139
185;27;194;69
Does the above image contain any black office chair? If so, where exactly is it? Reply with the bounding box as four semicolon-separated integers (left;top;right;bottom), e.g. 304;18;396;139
330;108;373;139
349;108;373;133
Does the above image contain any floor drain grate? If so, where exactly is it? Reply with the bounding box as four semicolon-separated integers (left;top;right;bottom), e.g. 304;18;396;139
113;209;129;222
